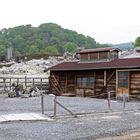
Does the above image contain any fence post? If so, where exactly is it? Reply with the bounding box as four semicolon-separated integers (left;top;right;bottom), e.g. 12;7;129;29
3;78;6;93
123;94;126;110
33;78;34;86
25;76;27;88
108;91;111;110
41;78;42;91
54;96;57;117
41;94;44;114
10;78;11;90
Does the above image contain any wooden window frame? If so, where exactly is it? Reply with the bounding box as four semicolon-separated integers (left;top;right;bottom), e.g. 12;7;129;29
118;71;129;88
76;76;95;89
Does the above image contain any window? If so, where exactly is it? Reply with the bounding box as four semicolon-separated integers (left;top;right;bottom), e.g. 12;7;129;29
118;71;129;88
90;53;98;60
111;51;118;59
80;54;88;61
99;52;108;59
77;77;95;88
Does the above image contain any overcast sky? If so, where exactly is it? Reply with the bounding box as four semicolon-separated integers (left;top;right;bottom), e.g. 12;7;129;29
0;0;140;44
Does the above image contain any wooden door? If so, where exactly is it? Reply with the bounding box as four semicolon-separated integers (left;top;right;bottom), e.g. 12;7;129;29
117;71;129;96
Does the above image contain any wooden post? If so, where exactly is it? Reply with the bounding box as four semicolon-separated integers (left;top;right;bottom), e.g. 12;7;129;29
41;78;42;91
17;78;19;84
65;72;67;93
41;94;44;114
97;52;99;60
10;78;11;90
108;91;111;110
104;70;106;86
116;70;118;100
33;78;35;86
3;78;6;92
25;76;27;88
54;96;57;117
88;53;90;60
123;94;126;110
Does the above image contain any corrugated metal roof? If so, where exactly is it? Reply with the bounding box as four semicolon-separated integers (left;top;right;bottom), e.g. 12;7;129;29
77;47;121;54
49;57;140;71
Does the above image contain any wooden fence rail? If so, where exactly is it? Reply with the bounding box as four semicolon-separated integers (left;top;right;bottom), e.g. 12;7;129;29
0;76;49;93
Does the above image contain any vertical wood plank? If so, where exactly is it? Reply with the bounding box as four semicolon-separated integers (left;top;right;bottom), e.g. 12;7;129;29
25;76;27;88
41;78;42;91
33;78;34;86
65;72;67;93
116;69;118;99
104;70;106;86
10;78;11;90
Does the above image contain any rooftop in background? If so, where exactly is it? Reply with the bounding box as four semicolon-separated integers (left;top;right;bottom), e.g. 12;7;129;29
120;48;140;59
49;57;140;71
77;47;121;54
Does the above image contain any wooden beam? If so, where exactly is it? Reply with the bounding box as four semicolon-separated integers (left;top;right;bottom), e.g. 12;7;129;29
117;69;140;72
65;72;67;93
104;70;106;86
116;69;118;99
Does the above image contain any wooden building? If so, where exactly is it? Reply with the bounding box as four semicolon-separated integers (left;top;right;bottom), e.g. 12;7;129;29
49;47;140;99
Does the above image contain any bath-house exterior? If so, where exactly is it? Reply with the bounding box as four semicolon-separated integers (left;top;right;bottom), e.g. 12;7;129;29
49;47;140;99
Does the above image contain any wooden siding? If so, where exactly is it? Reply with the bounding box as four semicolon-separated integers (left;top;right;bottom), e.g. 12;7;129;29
75;71;95;97
95;71;104;95
50;70;116;98
67;73;75;94
90;53;98;60
106;70;116;97
130;71;140;97
95;70;116;97
80;53;88;61
99;52;108;60
79;50;119;62
59;72;66;93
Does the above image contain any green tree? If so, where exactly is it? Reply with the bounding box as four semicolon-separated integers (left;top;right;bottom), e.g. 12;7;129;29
0;45;7;55
63;42;78;53
0;22;110;57
28;45;39;54
134;37;140;47
41;46;59;55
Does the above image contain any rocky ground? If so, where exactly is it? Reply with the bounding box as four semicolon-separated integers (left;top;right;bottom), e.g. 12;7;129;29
0;56;61;77
0;94;140;139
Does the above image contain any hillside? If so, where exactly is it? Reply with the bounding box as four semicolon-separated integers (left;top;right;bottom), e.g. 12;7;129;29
113;42;134;50
0;23;109;57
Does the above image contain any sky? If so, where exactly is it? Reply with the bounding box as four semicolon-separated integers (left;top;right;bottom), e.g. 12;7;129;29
0;0;140;44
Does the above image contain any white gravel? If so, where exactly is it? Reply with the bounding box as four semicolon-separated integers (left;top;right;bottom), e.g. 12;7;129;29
0;57;60;77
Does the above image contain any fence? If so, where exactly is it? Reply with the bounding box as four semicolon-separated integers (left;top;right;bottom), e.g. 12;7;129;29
0;76;49;93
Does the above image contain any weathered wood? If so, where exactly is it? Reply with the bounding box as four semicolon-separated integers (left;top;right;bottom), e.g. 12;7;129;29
0;77;48;92
84;89;95;96
131;85;140;88
104;70;106;86
130;71;140;97
96;79;104;82
76;89;84;96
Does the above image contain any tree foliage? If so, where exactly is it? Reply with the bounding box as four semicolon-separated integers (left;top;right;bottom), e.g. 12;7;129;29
134;37;140;47
0;23;110;56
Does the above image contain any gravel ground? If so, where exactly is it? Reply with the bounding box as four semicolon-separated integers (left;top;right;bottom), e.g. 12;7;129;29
0;94;140;139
